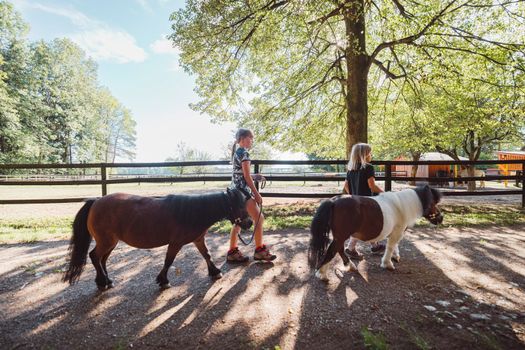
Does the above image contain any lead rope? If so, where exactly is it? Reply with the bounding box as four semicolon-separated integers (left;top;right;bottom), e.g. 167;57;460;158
237;179;266;246
237;203;262;246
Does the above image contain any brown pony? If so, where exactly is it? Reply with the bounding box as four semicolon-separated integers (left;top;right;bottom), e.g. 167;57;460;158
309;185;443;281
63;188;252;290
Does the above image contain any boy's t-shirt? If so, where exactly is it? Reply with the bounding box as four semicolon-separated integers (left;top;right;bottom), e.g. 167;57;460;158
230;147;252;197
346;163;375;196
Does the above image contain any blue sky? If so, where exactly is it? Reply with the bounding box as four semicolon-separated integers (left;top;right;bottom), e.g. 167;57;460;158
12;0;237;161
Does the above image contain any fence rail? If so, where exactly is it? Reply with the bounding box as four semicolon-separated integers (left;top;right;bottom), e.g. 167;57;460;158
1;159;524;206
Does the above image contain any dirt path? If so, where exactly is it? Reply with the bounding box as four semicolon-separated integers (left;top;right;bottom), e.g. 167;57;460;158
1;225;524;349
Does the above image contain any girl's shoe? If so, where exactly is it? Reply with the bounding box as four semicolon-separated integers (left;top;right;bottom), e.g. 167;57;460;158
227;247;249;263
254;245;276;261
345;248;364;260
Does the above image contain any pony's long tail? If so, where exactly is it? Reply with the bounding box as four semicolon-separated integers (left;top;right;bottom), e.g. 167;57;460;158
308;199;334;269
63;199;96;284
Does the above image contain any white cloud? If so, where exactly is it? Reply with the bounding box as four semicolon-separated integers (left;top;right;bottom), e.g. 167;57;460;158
71;29;147;63
16;1;97;28
135;0;153;13
150;37;180;55
150;35;180;72
17;1;147;64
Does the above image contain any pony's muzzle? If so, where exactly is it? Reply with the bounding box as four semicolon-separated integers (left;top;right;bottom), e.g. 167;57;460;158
238;217;253;230
428;212;444;225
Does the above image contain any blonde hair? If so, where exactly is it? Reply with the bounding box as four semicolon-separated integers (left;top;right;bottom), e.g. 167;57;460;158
347;143;372;171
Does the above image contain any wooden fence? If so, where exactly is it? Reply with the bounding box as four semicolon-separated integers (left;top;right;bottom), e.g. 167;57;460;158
1;159;524;207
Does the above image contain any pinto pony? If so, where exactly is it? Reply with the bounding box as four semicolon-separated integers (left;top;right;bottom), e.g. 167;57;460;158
63;188;252;290
309;185;443;281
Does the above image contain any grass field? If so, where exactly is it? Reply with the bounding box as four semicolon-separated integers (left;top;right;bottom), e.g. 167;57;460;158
1;201;523;244
1;180;523;243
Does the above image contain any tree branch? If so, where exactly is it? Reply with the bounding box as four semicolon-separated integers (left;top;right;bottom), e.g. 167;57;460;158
307;2;346;25
411;43;508;66
391;0;414;19
369;0;458;63
371;58;407;79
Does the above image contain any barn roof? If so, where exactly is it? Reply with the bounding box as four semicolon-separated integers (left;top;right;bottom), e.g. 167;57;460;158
420;152;468;161
496;150;525;156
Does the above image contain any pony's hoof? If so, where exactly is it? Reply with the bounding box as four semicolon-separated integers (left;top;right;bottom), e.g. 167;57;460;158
381;262;395;271
211;272;223;280
159;283;171;289
97;284;108;291
107;281;114;288
315;270;328;281
391;256;400;263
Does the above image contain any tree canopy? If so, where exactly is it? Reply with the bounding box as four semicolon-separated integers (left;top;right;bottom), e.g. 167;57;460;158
171;0;525;158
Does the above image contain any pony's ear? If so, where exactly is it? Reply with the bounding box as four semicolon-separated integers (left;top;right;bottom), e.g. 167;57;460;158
430;187;443;203
226;187;232;196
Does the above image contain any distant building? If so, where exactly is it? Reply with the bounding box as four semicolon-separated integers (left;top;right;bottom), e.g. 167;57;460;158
496;150;525;174
394;152;468;184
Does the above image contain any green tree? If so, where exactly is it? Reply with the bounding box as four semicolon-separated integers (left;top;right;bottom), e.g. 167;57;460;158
0;0;29;162
25;39;100;163
107;106;137;162
170;0;524;157
431;61;525;190
370;79;434;185
75;88;136;163
1;1;137;165
370;51;525;190
0;53;20;161
167;142;213;174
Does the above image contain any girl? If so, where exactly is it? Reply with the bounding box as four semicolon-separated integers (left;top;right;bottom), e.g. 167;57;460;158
343;143;385;259
227;128;277;262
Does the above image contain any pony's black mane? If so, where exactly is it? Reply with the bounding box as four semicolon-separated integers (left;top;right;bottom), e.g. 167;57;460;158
414;185;442;215
161;191;228;229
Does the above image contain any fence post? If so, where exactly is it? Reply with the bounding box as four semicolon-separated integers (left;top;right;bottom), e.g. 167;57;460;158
522;162;524;208
254;162;260;191
385;163;392;192
101;165;107;196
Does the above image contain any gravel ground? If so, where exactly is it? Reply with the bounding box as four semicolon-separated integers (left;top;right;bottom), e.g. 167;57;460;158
1;224;524;350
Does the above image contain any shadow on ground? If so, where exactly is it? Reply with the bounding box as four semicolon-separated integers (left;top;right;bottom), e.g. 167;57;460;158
0;225;524;349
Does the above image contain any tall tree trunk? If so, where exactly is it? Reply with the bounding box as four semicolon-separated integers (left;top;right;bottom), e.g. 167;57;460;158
467;166;476;191
63;144;69;164
344;0;368;156
111;126;122;163
410;151;421;186
463;132;481;191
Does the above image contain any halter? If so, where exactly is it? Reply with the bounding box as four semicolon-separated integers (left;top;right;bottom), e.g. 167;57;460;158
426;212;439;220
424;206;443;225
223;191;243;225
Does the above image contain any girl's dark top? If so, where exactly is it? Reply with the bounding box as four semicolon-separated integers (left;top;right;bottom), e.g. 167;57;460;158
346;163;375;196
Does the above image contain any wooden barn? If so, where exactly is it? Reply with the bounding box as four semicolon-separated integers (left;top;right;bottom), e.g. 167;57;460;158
496;150;525;186
496;150;525;173
394;152;467;184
